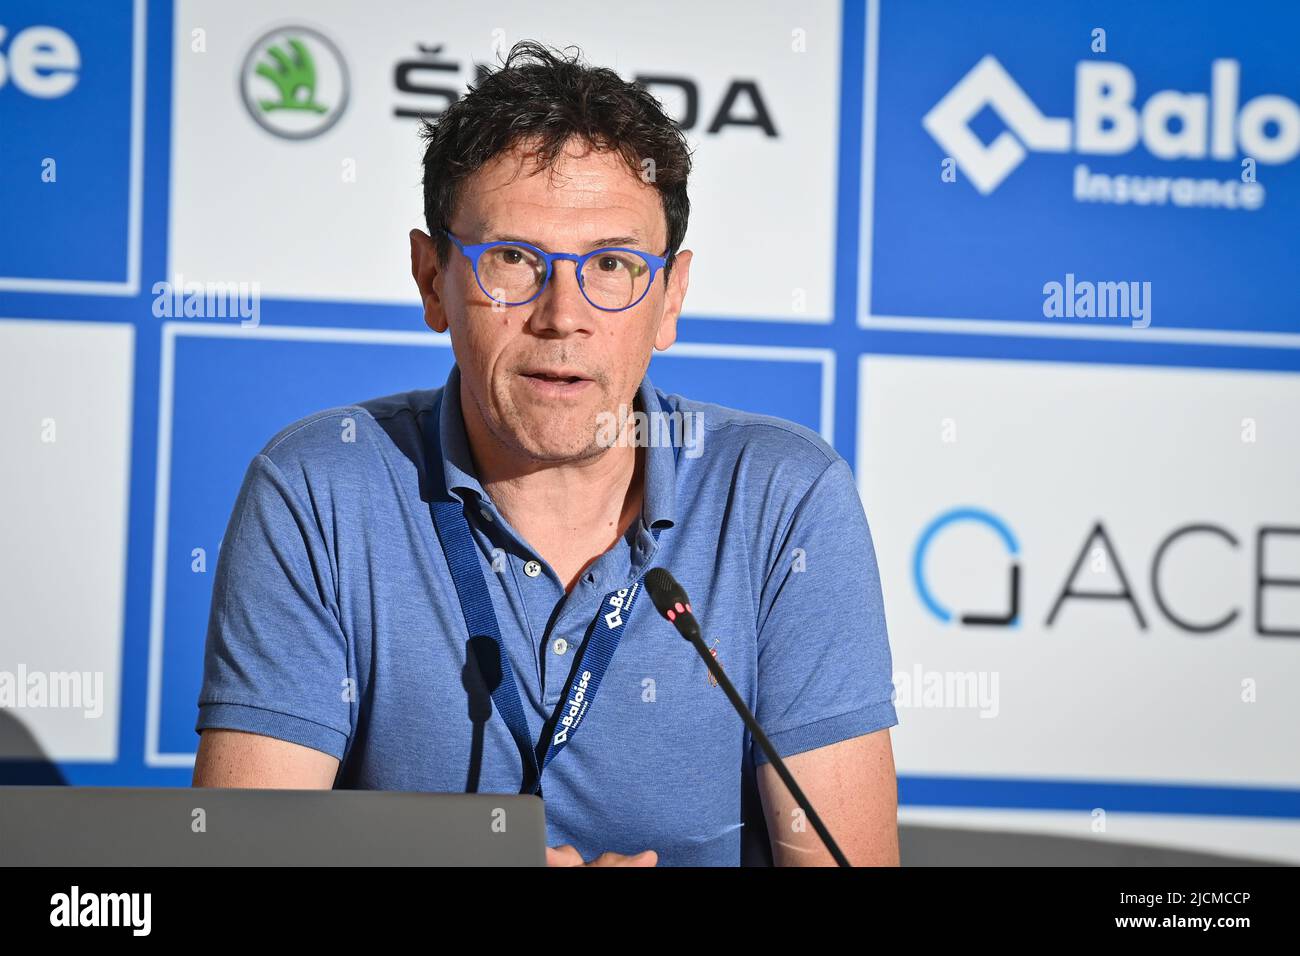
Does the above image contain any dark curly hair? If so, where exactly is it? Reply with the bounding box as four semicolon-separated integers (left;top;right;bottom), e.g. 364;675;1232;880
420;40;694;277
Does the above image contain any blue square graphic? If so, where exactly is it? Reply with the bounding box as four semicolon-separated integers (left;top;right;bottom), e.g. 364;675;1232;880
0;0;138;287
867;0;1300;335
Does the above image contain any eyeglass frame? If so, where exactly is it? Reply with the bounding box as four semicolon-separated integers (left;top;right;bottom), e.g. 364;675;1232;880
442;228;670;313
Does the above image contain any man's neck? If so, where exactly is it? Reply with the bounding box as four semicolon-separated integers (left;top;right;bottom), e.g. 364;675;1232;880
461;382;645;590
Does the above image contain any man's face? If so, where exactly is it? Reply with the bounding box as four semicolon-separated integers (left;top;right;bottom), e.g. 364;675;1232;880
411;137;692;465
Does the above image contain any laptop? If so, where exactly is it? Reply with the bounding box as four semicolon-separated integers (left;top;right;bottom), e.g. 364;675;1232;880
0;786;547;866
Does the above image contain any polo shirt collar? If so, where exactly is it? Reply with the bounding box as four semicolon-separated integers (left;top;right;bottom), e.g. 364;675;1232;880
437;363;677;532
437;364;488;504
636;375;677;532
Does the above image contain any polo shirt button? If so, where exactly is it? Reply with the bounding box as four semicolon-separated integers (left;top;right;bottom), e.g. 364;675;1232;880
479;508;494;522
553;638;568;656
523;560;541;577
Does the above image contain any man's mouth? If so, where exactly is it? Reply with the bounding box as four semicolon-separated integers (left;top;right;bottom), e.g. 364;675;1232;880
523;371;585;384
520;367;591;384
518;368;595;395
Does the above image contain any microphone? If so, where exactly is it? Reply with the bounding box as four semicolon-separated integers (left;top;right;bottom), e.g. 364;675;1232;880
643;567;851;868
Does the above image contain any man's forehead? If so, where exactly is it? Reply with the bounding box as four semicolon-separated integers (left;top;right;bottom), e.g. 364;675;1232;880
476;225;649;252
460;146;666;249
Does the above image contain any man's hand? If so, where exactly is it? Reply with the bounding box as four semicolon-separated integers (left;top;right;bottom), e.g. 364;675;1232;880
547;845;658;867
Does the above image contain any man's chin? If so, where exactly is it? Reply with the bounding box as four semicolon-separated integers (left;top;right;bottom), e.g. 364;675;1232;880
505;419;600;462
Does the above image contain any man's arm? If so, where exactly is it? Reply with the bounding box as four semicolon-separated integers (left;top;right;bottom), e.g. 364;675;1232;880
756;727;899;866
192;729;340;789
750;454;900;866
193;451;354;783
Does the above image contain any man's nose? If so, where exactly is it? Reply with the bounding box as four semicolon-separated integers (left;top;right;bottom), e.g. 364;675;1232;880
527;260;596;335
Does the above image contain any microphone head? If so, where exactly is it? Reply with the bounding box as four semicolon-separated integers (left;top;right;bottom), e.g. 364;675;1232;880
645;567;698;637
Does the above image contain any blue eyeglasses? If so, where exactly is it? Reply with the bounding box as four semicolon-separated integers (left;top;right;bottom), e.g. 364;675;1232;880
443;228;669;312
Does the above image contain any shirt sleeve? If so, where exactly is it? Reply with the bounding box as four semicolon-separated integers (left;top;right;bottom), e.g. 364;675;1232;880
752;456;897;765
195;452;353;761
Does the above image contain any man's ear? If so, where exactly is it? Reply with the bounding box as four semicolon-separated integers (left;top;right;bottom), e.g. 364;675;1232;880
654;248;691;351
410;229;449;334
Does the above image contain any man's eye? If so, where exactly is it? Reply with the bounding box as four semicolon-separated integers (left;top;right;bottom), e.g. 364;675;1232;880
597;256;623;272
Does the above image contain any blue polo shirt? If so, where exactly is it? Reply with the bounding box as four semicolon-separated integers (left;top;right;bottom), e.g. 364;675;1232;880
197;363;897;866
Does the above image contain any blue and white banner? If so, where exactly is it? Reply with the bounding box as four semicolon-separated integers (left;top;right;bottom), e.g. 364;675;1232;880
0;0;1296;863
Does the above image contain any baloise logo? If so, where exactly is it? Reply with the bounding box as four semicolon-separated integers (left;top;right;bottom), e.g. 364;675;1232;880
923;55;1300;194
240;26;349;140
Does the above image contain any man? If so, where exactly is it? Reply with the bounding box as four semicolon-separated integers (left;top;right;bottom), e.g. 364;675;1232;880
193;40;898;867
